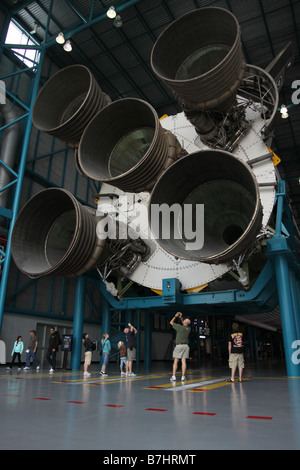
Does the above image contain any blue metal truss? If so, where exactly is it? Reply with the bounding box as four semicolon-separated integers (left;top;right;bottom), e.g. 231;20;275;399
0;24;45;332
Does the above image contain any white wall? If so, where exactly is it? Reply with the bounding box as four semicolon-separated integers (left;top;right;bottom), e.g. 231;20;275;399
0;311;173;366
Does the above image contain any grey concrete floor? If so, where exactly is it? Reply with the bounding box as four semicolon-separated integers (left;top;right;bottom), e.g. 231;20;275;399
0;359;299;452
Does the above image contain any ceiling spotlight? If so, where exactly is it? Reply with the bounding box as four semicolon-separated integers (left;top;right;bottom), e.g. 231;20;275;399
280;104;289;119
107;6;116;19
30;23;38;35
63;40;72;52
113;15;123;28
56;32;65;44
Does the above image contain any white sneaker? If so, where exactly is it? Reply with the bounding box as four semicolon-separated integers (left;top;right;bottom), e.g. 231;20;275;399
170;376;176;382
83;372;91;376
49;368;54;372
23;367;30;370
18;368;21;371
129;372;136;376
181;376;186;381
36;366;40;370
121;372;126;376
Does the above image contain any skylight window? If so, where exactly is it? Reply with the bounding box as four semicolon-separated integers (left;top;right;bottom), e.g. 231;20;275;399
5;20;40;68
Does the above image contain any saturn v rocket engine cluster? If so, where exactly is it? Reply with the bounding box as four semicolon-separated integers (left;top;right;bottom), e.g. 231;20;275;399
11;7;280;296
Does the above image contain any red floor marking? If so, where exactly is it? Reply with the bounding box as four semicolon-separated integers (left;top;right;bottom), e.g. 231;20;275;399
191;388;206;391
148;386;163;389
34;397;51;400
246;415;273;420
145;408;168;412
5;394;20;397
104;404;124;408
66;401;85;404
193;412;216;416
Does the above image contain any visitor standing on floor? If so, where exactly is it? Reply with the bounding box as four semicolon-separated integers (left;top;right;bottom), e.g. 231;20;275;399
24;330;40;370
170;312;191;382
118;340;127;376
46;327;61;373
124;323;137;376
227;322;245;383
7;336;24;370
100;333;111;376
82;332;95;377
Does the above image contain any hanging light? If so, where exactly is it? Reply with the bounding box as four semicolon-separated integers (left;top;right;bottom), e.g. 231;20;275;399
280;104;289;119
30;23;38;35
107;6;116;18
56;32;65;44
113;15;123;28
63;40;72;52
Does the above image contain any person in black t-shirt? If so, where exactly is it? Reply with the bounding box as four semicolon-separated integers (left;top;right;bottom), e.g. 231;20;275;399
227;322;245;383
124;323;137;376
82;332;95;377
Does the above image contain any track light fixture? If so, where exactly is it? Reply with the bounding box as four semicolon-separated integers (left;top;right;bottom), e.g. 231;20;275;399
63;40;72;52
113;15;123;28
30;23;38;35
56;32;65;44
280;104;289;119
107;6;116;19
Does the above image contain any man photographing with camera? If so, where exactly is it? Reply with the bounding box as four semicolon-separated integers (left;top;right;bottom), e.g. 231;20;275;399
170;312;191;382
124;323;137;376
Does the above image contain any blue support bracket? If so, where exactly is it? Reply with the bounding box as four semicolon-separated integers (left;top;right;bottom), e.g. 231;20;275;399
95;259;277;314
162;278;182;304
0;206;12;219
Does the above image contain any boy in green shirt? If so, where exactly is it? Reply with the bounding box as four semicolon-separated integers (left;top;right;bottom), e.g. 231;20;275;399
170;312;191;382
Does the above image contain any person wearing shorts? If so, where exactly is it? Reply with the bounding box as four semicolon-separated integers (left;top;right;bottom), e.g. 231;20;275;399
82;332;95;377
124;323;137;376
170;312;191;382
227;322;245;383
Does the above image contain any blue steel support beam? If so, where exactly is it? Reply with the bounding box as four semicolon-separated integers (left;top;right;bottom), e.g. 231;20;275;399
272;253;299;376
101;296;111;335
144;312;152;373
136;310;141;373
70;276;86;370
96;260;276;311
0;46;45;332
248;326;258;362
266;180;300;376
289;270;300;340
